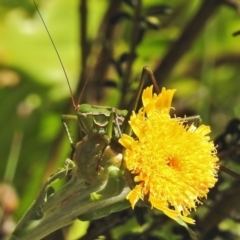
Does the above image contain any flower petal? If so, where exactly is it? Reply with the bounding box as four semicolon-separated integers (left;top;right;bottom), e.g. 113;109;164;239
118;134;135;149
119;85;218;225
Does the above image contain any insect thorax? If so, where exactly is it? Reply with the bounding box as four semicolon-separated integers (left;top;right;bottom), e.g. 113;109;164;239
77;104;127;139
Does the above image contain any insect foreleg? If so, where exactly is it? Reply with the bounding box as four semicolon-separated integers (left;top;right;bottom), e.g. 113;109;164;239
184;115;201;127
112;110;124;138
61;115;79;150
91;166;125;200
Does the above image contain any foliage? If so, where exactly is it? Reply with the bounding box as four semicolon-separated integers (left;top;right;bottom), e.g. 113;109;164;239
1;0;240;239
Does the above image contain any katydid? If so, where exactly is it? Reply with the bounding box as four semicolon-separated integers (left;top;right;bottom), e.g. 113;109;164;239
61;67;157;197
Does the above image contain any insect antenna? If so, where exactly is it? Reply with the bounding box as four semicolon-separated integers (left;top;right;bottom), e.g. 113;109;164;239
33;0;77;110
76;73;89;107
145;66;160;94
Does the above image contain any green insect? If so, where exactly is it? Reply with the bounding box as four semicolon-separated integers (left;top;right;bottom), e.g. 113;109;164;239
61;66;157;201
62;104;127;188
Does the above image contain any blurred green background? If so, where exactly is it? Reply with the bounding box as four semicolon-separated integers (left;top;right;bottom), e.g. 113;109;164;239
1;0;240;239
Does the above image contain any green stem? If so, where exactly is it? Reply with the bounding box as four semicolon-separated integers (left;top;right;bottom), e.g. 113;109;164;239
8;168;130;240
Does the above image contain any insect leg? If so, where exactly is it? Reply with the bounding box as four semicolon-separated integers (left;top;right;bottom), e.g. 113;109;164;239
63;158;75;177
61;114;78;150
122;66;160;135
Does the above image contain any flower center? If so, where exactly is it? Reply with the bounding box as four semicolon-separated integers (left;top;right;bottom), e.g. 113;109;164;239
167;156;182;171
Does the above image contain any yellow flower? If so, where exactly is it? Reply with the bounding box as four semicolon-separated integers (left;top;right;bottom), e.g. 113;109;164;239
119;86;219;224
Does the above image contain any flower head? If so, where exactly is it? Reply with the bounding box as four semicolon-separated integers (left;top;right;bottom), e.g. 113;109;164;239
119;86;219;224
